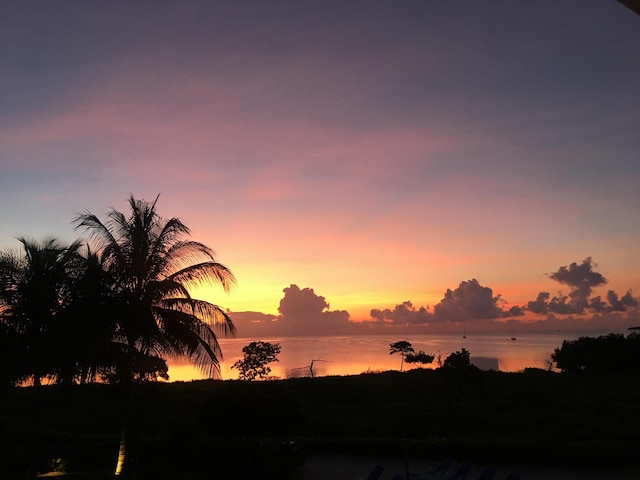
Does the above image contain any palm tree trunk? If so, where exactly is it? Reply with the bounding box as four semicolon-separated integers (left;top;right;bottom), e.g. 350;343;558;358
26;375;41;480
115;424;127;476
115;377;131;476
115;347;134;477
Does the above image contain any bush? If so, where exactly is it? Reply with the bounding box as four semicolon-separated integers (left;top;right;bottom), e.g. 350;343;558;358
552;333;640;374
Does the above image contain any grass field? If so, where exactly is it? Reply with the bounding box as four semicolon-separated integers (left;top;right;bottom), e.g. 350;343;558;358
1;368;638;478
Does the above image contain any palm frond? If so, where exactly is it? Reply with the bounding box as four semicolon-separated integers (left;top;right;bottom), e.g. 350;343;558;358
73;212;128;274
159;241;217;279
154;218;191;249
160;297;236;336
152;306;222;378
169;262;236;293
146;220;192;281
73;212;118;250
165;240;216;264
146;278;191;301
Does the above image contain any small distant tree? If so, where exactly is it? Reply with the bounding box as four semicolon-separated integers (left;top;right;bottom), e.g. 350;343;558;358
232;341;281;380
389;340;414;371
405;350;435;368
443;348;472;369
439;348;480;421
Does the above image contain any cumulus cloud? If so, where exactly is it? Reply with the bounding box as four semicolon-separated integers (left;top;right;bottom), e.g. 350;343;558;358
230;261;638;338
277;284;350;334
527;258;638;315
527;292;550;314
370;301;431;325
371;279;518;326
543;258;604;313
621;290;639;308
606;290;638;312
504;305;526;317
433;279;503;322
588;296;608;312
548;257;607;289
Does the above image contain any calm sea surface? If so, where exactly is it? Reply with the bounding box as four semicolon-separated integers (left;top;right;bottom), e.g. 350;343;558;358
166;330;611;382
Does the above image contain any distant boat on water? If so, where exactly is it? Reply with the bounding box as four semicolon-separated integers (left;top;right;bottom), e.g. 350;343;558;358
462;327;467;339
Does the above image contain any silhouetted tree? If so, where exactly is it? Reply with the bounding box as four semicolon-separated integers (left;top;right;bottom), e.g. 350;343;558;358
443;348;472;370
52;248;115;384
389;340;414;371
552;333;640;374
232;341;281;380
438;348;481;422
73;194;236;476
405;350;435;368
0;237;84;478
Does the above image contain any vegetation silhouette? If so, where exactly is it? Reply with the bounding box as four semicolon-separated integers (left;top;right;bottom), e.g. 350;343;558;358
232;341;281;380
552;332;640;374
438;348;482;423
442;348;472;370
0;194;236;478
0;237;84;478
1;365;635;478
0;336;638;477
73;194;236;476
405;350;435;368
389;340;415;371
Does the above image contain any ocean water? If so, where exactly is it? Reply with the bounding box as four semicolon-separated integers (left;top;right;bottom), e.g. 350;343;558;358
166;330;608;382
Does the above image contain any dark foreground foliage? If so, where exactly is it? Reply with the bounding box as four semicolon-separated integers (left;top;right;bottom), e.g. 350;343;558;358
1;369;639;478
552;332;640;373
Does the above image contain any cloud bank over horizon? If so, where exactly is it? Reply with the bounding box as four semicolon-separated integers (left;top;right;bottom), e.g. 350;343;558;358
230;258;639;337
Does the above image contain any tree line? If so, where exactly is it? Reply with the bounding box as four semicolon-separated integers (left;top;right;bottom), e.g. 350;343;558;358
0;194;236;477
551;332;640;374
389;335;640;374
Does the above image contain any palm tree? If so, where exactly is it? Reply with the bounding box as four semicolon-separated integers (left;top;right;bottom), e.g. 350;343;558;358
53;247;121;385
73;194;236;476
0;236;84;478
0;237;85;380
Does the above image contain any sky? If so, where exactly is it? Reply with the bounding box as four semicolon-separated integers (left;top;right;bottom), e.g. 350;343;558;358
2;1;639;338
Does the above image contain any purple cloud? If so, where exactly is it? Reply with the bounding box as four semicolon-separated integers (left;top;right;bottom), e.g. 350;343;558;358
278;284;350;334
433;279;503;321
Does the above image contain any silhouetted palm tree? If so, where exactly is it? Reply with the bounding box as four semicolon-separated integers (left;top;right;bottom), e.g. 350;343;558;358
0;236;84;478
56;247;119;385
73;194;236;476
0;237;85;381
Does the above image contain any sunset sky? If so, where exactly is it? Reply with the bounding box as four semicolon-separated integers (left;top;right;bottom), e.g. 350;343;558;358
2;1;639;337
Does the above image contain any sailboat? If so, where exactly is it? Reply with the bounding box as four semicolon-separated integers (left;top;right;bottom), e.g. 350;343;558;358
510;326;516;341
462;327;467;339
